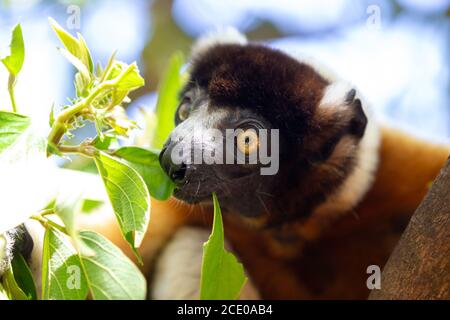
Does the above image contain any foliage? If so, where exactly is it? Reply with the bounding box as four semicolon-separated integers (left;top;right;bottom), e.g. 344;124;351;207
0;20;152;300
94;151;150;260
113;147;174;200
200;194;247;299
1;24;24;113
0;20;246;300
152;52;185;149
0;111;30;155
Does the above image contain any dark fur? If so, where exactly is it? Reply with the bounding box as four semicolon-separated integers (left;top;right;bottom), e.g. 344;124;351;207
172;44;368;228
187;44;328;140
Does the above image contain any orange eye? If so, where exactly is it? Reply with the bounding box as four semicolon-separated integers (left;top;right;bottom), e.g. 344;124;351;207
177;102;191;121
237;129;259;155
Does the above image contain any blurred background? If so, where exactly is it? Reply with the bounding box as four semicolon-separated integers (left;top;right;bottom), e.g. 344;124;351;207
0;0;449;147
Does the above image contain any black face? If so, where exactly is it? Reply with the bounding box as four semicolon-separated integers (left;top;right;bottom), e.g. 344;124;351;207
159;87;279;218
159;43;368;227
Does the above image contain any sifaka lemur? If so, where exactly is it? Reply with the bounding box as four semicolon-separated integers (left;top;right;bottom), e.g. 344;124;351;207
1;28;449;299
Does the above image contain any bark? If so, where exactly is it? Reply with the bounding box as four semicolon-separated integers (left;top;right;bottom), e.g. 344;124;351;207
369;157;450;299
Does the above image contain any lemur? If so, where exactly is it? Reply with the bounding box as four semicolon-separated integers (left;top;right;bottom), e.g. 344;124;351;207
1;29;449;299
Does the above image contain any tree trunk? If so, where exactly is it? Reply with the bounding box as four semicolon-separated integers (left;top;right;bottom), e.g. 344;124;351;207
369;157;450;299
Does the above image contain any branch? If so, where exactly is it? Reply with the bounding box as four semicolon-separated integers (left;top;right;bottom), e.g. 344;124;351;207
369;157;450;299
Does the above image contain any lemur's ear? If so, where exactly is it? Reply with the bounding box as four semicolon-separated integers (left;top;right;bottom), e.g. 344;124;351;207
305;82;370;162
349;98;368;138
317;82;368;138
191;27;247;60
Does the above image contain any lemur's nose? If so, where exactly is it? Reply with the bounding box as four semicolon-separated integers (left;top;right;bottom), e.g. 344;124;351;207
159;143;188;184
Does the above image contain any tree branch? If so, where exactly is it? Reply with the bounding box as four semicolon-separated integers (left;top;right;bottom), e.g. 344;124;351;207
369;157;450;299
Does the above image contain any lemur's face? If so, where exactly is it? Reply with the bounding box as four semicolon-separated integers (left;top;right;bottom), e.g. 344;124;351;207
160;85;278;218
160;42;373;227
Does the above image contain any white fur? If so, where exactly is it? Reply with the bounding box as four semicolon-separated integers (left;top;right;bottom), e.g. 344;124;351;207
0;235;7;273
286;49;381;217
313;87;380;217
151;226;259;300
191;27;247;60
0;232;14;275
320;81;354;107
313;115;380;217
151;227;207;299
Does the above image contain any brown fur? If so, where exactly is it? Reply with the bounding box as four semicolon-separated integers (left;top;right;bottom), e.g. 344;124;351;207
188;44;329;139
182;44;370;227
91;126;449;299
223;126;450;299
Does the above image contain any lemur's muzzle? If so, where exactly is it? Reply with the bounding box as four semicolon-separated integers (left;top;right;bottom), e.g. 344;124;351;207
159;142;188;185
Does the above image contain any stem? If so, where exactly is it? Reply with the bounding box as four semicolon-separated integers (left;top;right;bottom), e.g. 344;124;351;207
47;80;114;153
37;209;55;217
57;144;97;157
46;62;135;156
8;74;17;113
31;214;68;235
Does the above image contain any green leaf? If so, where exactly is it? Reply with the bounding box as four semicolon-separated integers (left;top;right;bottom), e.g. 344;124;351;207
200;193;247;300
58;47;90;83
54;194;94;256
101;51;118;82
1;24;25;76
152;52;185;148
113;62;145;91
77;33;94;73
10;253;37;300
94;152;150;250
92;135;116;150
49;18;79;60
0;111;31;154
42;228;146;300
109;62;145;107
54;196;80;239
95;62;103;78
81;199;104;214
78;231;147;300
0;282;9;300
114;146;174;200
49;103;55;127
74;71;90;97
2;252;37;300
49;18;93;74
105;59;123;80
42;228;89;300
2;263;29;300
46;141;64;157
